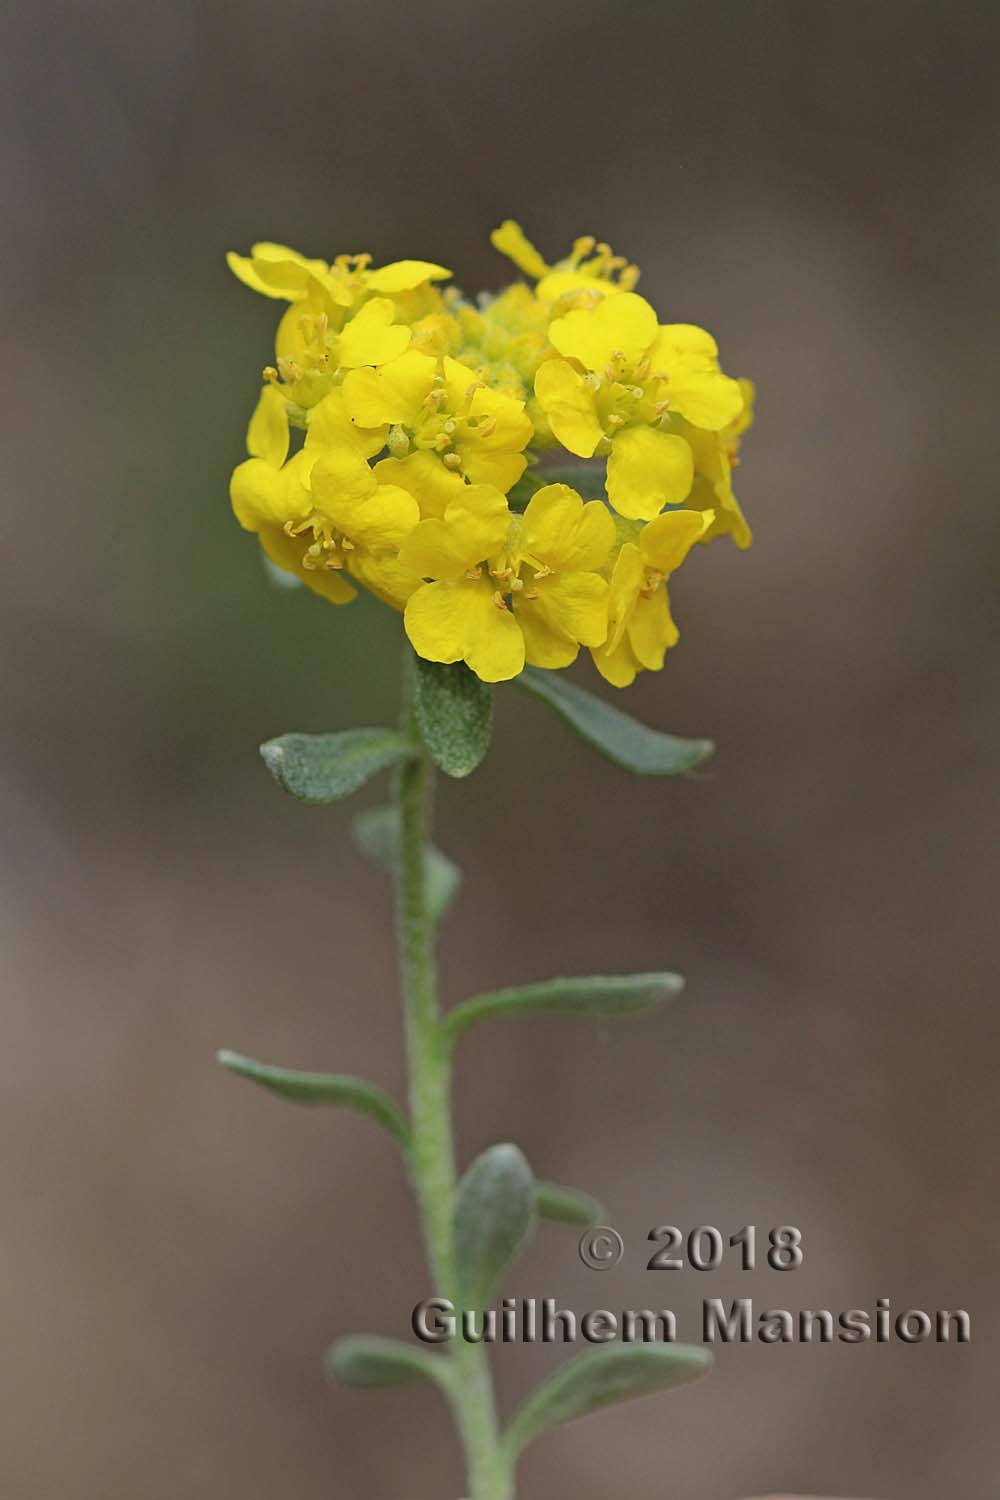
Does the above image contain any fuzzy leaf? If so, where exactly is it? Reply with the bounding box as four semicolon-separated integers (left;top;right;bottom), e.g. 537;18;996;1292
216;1051;409;1144
454;1144;536;1310
413;658;493;778
260;729;415;803
327;1336;453;1393
535;1181;604;1228
504;1344;712;1459
518;667;713;775
445;973;684;1043
352;805;462;924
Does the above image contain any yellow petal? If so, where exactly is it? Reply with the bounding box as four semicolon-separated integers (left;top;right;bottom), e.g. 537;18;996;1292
405;580;473;663
536;270;618;303
521;485;615;572
639;508;711;575
651;323;719;362
460;450;527;492
667;369;744;430
463;586;526;682
549;292;657;372
591;635;639;688
534;359;604;457
531;572;609;648
490;221;550;280
441;355;485;411
258;524;357;605
365;260;452;293
405;577;525;680
373;451;467;519
649;324;744;430
515;599;579;669
344;482;420;552
226;244;326;301
606;426;694;520
305;388;387;459
400;486;510;580
342;349;437;427
604;541;644;654
627;587;678;672
230;455;310;532
309;446;376;513
246;385;289;467
348;550;420;611
337;298;412;369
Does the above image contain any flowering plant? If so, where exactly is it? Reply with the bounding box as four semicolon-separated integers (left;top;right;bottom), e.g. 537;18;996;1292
219;221;753;1499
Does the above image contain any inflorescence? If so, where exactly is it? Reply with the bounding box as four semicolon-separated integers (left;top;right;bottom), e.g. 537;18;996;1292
228;222;754;685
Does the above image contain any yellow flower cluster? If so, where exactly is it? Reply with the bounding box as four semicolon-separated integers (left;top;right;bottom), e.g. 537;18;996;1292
228;224;754;685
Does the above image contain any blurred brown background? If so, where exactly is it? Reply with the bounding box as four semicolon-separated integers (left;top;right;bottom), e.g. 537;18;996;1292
2;1;998;1496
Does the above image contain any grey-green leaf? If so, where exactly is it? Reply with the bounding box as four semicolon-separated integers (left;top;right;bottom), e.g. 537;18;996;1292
518;667;713;775
352;805;462;924
504;1344;712;1459
260;729;415;803
454;1144;536;1310
216;1051;409;1144
327;1336;453;1393
413;657;493;778
535;1181;604;1228
530;462;608;499
445;973;684;1044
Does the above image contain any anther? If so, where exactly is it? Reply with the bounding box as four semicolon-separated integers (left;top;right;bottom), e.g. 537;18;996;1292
442;453;463;470
262;366;279;384
492;591;509;611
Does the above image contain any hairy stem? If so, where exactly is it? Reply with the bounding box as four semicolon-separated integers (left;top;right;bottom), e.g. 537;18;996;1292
394;652;512;1500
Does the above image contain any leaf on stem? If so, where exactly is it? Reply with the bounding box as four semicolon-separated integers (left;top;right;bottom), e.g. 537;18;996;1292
216;1051;409;1145
327;1335;453;1393
535;1180;604;1228
352;805;462;924
412;657;493;778
454;1144;536;1310
260;728;415;804
445;973;684;1044
503;1343;712;1460
517;666;713;775
530;461;608;499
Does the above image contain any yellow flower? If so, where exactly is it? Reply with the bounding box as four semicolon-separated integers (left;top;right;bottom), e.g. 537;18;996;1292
343;352;533;494
676;378;756;549
535;292;745;522
227;244;451;308
307;447;422;609
230;450;357;606
230;387;412;606
592;509;713;687
491;221;639;303
228;228;754;679
401;484;613;682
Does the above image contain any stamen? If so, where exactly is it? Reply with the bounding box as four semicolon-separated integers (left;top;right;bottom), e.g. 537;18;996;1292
492;590;509;611
442;453;463;470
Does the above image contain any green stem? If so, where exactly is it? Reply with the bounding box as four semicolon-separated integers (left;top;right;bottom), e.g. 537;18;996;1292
394;652;512;1500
